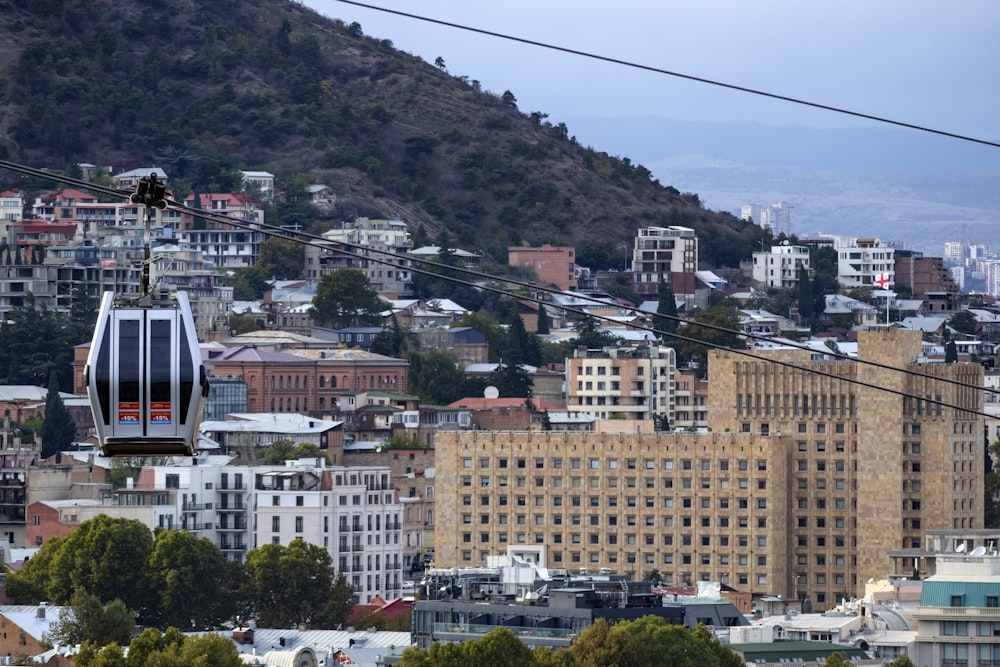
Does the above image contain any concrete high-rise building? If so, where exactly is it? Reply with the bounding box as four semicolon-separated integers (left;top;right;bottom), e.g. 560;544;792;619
630;226;697;301
709;328;983;604
740;202;793;236
565;344;675;423
943;241;965;265
433;329;983;610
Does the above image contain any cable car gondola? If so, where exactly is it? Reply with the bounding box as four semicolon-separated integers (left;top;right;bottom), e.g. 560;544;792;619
83;174;209;456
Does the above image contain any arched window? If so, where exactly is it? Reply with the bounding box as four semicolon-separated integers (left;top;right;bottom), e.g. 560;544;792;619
279;398;284;411
279;376;284;389
303;399;308;411
295;376;299;389
303;376;308;389
320;376;326;388
270;398;275;411
331;376;337;388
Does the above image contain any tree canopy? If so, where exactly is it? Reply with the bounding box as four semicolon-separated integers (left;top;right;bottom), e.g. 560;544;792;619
41;371;76;458
399;618;743;667
309;269;388;329
241;538;353;628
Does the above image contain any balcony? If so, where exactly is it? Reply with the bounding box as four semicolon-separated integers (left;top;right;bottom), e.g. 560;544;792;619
352;544;364;552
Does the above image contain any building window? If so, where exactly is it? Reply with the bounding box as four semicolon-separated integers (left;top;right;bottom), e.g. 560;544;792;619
295;516;303;533
272;516;280;532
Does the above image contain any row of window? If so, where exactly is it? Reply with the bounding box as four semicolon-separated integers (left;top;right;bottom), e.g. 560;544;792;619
462;457;768;471
464;475;766;491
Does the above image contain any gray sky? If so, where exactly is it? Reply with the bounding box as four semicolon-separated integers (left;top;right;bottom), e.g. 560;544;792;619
303;0;1000;140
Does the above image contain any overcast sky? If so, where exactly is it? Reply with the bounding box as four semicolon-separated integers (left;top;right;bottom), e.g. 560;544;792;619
303;0;1000;143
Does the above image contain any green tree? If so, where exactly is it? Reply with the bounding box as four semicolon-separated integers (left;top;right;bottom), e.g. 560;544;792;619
310;269;388;328
945;339;958;363
45;516;155;621
5;536;62;603
489;361;533;398
256;237;304;280
371;316;417;357
145;529;240;630
406;349;469;405
122;628;186;667
45;589;135;648
41;371;76;458
231;266;272;301
654;282;679;338
242;539;353;628
257;439;323;464
676;305;745;376
884;656;917;667
500;90;517;108
536;304;550;335
824;652;850;667
797;265;813;319
949;310;978;337
572;315;620;350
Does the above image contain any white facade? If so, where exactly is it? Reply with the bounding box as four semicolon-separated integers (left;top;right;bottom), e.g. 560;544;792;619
740;202;793;236
139;459;405;604
0;190;24;223
308;218;413;298
837;238;896;289
241;171;276;203
752;244;810;289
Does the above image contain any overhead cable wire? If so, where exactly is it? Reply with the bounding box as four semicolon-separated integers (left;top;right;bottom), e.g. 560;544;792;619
0;161;990;417
330;0;1000;150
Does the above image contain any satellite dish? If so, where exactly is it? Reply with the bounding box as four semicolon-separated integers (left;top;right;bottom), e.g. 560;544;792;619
971;546;987;557
956;543;967;553
484;386;500;399
867;577;875;584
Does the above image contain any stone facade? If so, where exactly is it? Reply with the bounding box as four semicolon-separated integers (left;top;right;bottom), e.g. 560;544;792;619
707;328;982;605
435;430;789;595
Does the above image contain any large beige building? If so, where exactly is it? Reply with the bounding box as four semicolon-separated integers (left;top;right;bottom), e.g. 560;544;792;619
709;328;982;604
434;329;983;610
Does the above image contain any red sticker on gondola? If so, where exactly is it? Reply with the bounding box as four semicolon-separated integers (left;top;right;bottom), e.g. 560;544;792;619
119;402;140;425
150;402;172;424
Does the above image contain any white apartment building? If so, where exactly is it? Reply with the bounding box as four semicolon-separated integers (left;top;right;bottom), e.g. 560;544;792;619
752;243;810;289
175;193;265;269
0;189;24;223
241;171;276;203
306;218;413;298
565;344;675;423
740;202;794;236
137;459;405;604
630;226;698;300
837;237;896;289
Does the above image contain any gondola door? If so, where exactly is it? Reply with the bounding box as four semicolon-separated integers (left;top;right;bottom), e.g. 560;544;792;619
88;291;202;456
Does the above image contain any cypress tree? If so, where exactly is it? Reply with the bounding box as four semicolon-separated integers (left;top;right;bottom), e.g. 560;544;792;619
41;372;76;458
536;304;549;335
797;265;813;319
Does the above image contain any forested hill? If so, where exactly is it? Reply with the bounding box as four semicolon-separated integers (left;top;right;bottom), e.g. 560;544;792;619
0;0;766;266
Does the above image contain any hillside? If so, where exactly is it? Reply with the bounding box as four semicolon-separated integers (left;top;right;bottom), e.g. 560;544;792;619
0;0;766;267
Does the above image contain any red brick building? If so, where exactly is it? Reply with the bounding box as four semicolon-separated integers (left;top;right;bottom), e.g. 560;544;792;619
508;244;577;291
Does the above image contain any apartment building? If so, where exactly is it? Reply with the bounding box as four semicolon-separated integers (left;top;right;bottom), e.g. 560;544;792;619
565;344;675;424
912;551;1000;666
630;226;698;301
175;193;265;269
305;218;413;298
752;243;810;289
672;367;708;430
837;237;896;289
434;430;790;596
507;244;577;291
708;328;983;604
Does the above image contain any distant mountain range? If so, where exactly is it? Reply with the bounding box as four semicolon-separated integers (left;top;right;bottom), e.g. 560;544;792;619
563;116;1000;255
